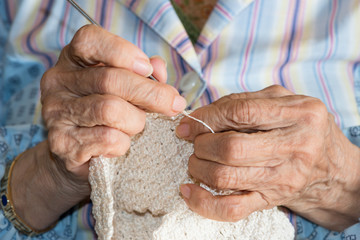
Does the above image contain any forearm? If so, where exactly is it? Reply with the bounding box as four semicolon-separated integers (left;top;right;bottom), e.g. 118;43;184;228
10;140;90;231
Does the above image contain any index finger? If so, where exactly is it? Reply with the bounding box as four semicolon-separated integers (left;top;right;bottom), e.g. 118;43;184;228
177;97;299;141
176;85;295;141
51;67;187;116
60;25;154;77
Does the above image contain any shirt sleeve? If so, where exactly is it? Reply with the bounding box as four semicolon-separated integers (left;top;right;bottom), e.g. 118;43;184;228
0;1;9;62
0;124;80;240
294;126;360;240
0;2;81;239
295;216;360;240
0;0;10;122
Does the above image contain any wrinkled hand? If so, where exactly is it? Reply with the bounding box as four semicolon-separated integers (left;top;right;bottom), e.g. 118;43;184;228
176;85;360;231
41;25;186;182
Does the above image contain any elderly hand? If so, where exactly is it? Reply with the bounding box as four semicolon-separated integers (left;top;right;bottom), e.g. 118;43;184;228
176;85;360;231
9;25;186;231
41;25;186;181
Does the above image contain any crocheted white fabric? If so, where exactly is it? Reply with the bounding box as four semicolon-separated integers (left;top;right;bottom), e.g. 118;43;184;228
89;113;294;240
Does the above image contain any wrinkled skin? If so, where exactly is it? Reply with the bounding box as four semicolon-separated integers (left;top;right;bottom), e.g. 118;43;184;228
177;85;360;231
40;25;186;181
11;25;186;230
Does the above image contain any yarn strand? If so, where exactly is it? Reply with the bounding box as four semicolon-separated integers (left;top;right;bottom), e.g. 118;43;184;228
182;111;215;133
146;75;215;133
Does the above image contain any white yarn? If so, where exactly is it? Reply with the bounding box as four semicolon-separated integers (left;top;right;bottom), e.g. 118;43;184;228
89;113;294;240
149;74;214;134
182;111;215;133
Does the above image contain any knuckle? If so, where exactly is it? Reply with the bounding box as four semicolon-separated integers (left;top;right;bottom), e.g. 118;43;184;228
96;98;119;125
229;92;253;101
70;25;97;61
147;84;177;111
57;45;70;63
225;206;244;222
73;25;95;43
95;96;146;135
73;150;88;165
95;68;119;93
220;134;242;164
210;166;236;189
300;97;328;126
41;97;62;126
194;195;209;211
101;128;121;146
227;100;259;126
100;128;131;155
48;128;66;156
327;113;335;123
97;98;146;135
218;199;245;222
267;85;289;95
132;111;146;134
40;70;51;90
152;84;173;108
40;68;57;98
227;93;247;100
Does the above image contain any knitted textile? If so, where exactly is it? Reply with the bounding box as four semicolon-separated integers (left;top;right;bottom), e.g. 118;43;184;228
89;113;295;240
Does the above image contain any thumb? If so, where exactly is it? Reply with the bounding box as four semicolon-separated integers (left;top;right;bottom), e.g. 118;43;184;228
150;56;167;83
179;184;269;222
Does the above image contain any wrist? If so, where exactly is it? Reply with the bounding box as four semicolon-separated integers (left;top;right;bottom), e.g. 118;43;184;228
338;140;360;224
289;123;360;231
45;143;91;199
10;141;90;230
322;124;360;230
316;127;360;230
0;153;56;236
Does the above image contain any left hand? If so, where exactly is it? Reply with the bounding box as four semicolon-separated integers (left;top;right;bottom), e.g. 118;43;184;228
176;85;360;231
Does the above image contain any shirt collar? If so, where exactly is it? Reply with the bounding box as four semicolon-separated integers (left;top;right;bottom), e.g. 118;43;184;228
196;0;254;53
117;0;201;74
117;0;254;72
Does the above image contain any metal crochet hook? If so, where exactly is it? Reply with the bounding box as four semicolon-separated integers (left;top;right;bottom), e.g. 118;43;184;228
67;0;99;26
66;0;157;81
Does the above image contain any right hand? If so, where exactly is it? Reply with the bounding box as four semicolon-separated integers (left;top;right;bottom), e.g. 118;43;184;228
40;25;186;183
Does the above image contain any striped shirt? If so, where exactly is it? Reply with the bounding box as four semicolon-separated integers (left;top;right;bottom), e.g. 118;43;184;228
1;0;360;239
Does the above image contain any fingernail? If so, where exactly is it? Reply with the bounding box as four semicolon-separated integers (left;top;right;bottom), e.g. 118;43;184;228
176;123;190;138
180;185;191;199
172;95;187;112
151;55;167;68
133;59;153;77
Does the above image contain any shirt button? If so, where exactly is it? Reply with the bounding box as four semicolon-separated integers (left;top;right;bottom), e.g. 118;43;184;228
179;71;198;93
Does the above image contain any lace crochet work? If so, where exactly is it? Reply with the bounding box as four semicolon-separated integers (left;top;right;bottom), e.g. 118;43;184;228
89;113;294;240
